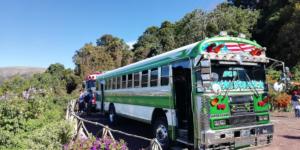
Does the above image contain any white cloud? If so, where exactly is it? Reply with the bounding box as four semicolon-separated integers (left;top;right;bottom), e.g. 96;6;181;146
126;40;137;50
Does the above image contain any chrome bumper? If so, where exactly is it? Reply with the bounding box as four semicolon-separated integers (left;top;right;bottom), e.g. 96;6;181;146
201;124;273;149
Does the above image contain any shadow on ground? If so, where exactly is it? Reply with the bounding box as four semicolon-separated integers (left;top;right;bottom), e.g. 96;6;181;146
281;135;300;140
81;112;152;149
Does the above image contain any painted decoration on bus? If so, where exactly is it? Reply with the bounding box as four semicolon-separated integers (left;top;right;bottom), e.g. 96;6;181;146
209;80;265;91
202;42;258;53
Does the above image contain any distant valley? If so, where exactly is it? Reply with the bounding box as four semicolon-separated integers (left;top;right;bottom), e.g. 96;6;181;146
0;67;45;84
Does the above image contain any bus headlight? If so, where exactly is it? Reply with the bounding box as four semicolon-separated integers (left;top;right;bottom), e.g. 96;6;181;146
257;115;269;121
214;119;227;126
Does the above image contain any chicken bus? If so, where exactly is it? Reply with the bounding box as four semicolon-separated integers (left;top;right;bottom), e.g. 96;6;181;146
95;32;274;149
83;73;101;111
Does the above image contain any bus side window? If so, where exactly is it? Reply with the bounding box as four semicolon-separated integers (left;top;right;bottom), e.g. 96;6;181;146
161;65;169;86
134;72;140;88
117;76;121;89
111;78;114;90
96;80;100;91
107;79;109;90
128;74;133;88
150;68;158;87
142;70;148;87
110;78;113;90
114;77;118;89
122;75;127;89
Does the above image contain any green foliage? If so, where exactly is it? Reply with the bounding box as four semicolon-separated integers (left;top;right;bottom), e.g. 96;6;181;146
73;35;132;78
15;121;73;150
0;63;80;97
132;4;259;62
233;0;300;67
0;97;73;150
267;69;281;83
1;76;30;96
208;4;259;38
291;63;300;81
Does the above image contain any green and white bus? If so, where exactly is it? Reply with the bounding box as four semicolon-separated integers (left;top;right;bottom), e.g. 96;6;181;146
96;32;273;149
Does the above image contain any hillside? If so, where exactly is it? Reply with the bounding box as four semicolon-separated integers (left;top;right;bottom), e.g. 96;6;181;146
0;67;45;84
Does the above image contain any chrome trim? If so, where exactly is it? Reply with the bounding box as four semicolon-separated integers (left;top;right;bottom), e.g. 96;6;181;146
202;124;273;146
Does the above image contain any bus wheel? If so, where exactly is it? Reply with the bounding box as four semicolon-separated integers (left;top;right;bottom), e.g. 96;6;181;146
108;104;117;125
152;117;169;149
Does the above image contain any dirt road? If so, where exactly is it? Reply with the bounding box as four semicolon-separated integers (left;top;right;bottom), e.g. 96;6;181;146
83;112;300;150
260;112;300;150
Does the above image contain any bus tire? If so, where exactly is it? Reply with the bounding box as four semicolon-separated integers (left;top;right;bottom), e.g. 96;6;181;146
152;117;169;150
108;104;117;125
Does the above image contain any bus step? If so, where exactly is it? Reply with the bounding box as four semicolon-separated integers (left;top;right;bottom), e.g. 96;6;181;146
176;138;194;146
178;129;188;140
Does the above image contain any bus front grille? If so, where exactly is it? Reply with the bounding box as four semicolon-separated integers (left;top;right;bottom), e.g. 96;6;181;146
229;115;256;126
229;96;254;115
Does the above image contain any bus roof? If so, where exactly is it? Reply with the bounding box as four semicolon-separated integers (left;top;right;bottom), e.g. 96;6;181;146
97;36;263;79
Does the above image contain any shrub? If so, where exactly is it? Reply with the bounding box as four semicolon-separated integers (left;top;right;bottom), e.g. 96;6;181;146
0;96;74;149
15;121;73;150
273;92;291;111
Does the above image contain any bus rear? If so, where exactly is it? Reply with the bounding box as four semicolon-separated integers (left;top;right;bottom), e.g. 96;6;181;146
84;73;101;110
194;36;273;149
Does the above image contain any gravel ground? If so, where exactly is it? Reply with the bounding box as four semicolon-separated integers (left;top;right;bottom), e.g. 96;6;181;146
82;112;300;150
259;112;300;150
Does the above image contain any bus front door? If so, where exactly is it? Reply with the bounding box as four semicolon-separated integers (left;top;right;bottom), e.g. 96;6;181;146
172;60;194;144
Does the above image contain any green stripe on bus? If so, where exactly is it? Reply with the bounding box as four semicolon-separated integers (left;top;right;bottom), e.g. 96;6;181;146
105;95;174;108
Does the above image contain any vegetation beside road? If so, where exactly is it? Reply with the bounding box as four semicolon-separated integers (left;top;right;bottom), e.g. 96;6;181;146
0;64;77;149
0;0;299;149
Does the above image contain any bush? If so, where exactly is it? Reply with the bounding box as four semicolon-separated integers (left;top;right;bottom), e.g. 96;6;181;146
15;121;73;150
0;96;74;149
271;92;291;111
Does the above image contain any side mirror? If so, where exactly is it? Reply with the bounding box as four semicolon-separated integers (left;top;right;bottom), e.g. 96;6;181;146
273;82;284;92
211;72;219;82
284;67;290;73
212;83;222;94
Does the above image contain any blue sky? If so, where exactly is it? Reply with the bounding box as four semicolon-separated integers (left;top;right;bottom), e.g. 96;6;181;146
0;0;224;69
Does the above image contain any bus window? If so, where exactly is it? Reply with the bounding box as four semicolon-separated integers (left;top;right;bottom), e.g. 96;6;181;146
142;70;148;87
110;78;113;90
114;77;118;89
150;68;158;87
134;72;140;88
161;65;169;86
128;74;133;88
96;80;100;91
111;78;115;90
122;75;127;89
105;80;107;90
117;77;121;89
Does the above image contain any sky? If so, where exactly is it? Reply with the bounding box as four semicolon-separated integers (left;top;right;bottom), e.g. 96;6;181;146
0;0;224;69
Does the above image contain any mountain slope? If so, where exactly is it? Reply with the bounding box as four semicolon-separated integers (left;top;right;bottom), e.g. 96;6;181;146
0;67;45;83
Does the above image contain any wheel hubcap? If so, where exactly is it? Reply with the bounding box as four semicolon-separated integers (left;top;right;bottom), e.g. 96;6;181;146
109;111;114;122
156;124;168;143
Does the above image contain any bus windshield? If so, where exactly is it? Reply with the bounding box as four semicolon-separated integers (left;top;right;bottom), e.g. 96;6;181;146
86;80;96;89
210;62;266;91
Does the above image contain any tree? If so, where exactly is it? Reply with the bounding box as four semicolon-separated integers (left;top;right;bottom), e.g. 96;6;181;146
96;34;132;68
158;21;176;53
175;9;208;47
207;4;259;38
228;0;261;9
230;0;300;67
271;2;300;67
46;63;65;78
131;4;259;62
132;26;161;61
73;43;95;77
73;35;130;78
